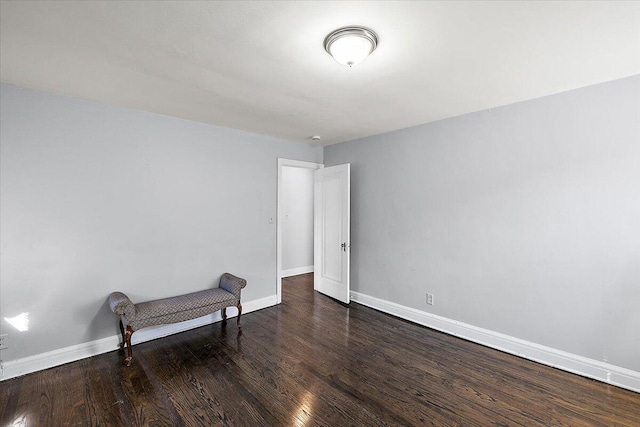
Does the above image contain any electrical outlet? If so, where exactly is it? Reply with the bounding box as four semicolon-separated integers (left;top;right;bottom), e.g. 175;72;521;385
0;334;7;350
426;293;434;306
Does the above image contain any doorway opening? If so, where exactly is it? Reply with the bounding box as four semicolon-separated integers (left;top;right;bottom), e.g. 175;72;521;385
276;158;323;304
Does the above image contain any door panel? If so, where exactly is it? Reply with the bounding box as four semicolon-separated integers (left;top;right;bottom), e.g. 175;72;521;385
314;164;350;304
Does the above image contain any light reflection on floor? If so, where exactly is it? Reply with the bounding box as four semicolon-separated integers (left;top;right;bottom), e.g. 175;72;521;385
292;390;316;426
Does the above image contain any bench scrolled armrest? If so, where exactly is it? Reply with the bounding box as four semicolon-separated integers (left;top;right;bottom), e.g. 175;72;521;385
109;292;136;321
219;273;247;300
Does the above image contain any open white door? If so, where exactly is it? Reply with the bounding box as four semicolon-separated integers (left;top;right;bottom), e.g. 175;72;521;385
314;164;350;304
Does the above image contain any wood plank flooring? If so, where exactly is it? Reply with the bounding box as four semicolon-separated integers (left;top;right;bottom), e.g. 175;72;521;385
1;273;639;426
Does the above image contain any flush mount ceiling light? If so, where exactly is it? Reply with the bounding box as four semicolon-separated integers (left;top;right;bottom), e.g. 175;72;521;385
324;26;378;67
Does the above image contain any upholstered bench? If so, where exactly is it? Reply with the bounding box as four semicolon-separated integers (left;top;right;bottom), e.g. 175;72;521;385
108;273;246;366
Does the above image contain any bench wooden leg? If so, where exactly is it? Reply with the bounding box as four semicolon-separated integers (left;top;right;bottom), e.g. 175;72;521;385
221;307;227;325
124;326;134;366
237;302;243;328
118;320;126;353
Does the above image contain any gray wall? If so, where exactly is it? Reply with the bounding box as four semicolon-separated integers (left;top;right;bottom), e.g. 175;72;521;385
281;166;314;272
325;75;640;372
0;84;322;361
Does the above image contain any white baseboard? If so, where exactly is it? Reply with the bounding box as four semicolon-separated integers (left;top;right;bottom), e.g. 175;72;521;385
281;265;314;278
0;294;277;381
6;291;638;394
350;291;640;394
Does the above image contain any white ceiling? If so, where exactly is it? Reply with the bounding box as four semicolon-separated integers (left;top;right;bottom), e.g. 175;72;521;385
1;1;639;146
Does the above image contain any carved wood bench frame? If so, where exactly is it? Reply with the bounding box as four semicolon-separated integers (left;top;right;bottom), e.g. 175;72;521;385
108;273;246;366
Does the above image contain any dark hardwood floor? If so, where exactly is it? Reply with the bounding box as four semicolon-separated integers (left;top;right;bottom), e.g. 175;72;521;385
1;273;639;426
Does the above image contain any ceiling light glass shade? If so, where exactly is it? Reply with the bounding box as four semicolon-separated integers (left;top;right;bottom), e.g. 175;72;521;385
324;27;378;67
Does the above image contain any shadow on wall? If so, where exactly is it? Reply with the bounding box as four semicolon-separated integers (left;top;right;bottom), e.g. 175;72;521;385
80;298;118;343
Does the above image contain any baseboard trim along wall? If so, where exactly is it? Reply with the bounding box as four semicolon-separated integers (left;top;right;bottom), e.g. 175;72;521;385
281;265;314;278
0;294;278;381
4;290;638;394
350;291;640;394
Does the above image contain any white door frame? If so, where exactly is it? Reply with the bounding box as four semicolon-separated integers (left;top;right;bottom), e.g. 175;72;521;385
276;158;323;304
